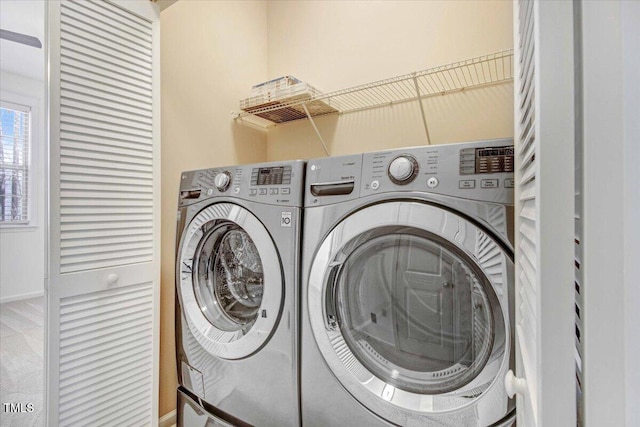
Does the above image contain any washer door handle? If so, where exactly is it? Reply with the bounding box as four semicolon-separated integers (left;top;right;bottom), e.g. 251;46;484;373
504;370;527;398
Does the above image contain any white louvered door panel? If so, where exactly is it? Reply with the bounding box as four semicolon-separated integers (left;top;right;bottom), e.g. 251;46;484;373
47;1;160;426
512;1;576;426
59;0;154;273
514;0;538;423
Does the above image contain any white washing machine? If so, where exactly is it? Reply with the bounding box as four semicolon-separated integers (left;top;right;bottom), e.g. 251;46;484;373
176;160;304;427
301;140;515;426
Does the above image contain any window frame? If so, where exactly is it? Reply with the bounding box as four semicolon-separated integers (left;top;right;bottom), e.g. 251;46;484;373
0;91;39;230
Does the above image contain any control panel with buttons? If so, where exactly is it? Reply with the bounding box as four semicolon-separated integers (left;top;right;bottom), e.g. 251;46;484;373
179;160;305;207
361;139;513;203
305;139;513;206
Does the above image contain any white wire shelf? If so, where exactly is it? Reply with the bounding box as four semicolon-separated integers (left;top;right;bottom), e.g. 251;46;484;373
235;49;514;126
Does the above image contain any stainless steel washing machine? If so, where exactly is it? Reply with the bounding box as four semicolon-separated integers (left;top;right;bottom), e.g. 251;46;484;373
301;140;515;426
176;160;304;427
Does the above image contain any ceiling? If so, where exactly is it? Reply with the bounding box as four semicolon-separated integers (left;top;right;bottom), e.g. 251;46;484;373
0;0;45;82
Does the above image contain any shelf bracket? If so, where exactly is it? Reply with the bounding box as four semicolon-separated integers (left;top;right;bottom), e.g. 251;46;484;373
302;103;330;156
413;74;432;145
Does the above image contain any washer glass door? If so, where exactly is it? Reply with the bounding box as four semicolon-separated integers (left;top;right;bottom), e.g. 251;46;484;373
179;203;282;360
333;229;496;395
308;201;513;422
193;224;264;332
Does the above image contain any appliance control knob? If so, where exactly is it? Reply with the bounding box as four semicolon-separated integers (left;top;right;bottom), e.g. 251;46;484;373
388;155;418;184
214;172;231;192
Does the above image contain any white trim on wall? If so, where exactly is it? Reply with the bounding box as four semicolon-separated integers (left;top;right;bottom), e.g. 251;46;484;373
579;1;627;425
0;290;44;304
622;2;640;426
159;409;176;427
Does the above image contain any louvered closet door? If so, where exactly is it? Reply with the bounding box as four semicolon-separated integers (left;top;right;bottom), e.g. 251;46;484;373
512;1;575;426
47;1;160;426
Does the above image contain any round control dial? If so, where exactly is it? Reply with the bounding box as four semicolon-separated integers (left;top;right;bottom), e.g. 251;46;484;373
388;155;419;185
214;171;232;192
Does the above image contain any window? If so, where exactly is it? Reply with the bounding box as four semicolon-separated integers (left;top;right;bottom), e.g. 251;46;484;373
0;102;31;224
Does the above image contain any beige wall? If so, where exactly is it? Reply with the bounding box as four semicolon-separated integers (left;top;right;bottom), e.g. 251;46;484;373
160;1;268;417
266;0;514;160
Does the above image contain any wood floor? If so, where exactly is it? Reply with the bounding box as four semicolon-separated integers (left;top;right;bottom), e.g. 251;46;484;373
0;297;44;426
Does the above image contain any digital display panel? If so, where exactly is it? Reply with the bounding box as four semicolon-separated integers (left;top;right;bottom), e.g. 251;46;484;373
460;146;514;175
475;146;514;174
251;166;292;186
477;147;514;157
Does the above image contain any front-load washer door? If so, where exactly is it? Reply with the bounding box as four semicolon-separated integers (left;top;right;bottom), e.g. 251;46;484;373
308;201;513;425
179;203;283;360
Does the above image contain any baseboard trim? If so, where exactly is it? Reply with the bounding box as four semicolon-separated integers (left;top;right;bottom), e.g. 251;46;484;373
159;409;176;427
0;290;44;304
